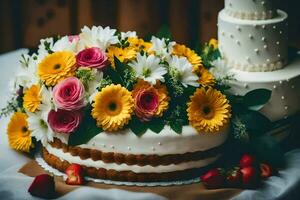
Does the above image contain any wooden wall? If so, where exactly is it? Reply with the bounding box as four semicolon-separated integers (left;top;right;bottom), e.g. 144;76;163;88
0;0;299;53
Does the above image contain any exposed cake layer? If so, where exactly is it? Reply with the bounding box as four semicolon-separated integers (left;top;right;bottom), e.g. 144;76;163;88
49;138;225;167
42;147;215;182
57;125;229;155
225;0;278;20
44;144;221;173
228;56;300;122
218;10;288;72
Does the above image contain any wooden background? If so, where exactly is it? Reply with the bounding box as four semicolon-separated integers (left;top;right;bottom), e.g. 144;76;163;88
0;0;300;53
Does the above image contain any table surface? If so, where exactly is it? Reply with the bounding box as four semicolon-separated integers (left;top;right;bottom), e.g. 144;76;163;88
1;49;300;200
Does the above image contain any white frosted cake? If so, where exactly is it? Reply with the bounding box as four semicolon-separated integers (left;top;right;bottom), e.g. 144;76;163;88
218;0;300;139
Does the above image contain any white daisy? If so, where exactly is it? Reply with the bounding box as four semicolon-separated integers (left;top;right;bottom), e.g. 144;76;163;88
27;111;54;146
149;36;175;60
52;36;78;52
11;54;39;93
168;55;199;87
37;37;54;61
79;26;118;51
39;86;55;121
129;53;167;85
121;31;137;40
210;58;234;80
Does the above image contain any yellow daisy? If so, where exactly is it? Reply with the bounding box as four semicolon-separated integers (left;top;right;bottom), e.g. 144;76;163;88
92;84;134;131
209;38;218;50
38;51;77;86
7;112;33;152
132;79;169;117
197;67;215;87
172;44;203;70
23;85;41;112
187;88;231;133
128;37;152;52
106;46;137;68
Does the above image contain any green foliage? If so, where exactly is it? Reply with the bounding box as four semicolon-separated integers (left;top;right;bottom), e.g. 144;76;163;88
156;24;172;40
0;97;19;119
129;116;148;137
243;89;272;111
76;68;96;87
200;43;221;69
98;77;113;91
231;116;249;142
68;106;103;146
43;40;54;54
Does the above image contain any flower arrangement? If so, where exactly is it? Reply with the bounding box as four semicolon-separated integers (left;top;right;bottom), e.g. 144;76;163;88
2;26;277;160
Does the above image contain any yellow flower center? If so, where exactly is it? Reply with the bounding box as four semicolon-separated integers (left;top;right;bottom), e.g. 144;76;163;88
201;104;215;119
53;64;61;70
21;126;29;137
107;101;121;115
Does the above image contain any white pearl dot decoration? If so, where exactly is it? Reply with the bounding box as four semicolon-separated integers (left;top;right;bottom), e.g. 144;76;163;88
236;40;240;45
158;142;162;146
151;146;155;151
230;34;234;38
244;83;248;88
110;145;115;149
261;1;265;5
279;80;283;84
102;144;106;148
236;26;241;31
276;41;280;45
221;31;225;36
281;96;285;100
264;45;268;49
284;115;288;119
249;34;254;39
273;25;277;29
273;85;277;89
279;31;283;34
246;56;250;62
266;59;270;63
284;106;288;110
278;54;281;58
127;146;131;150
262;25;266;29
254;49;259;54
262;37;266;42
291;85;295;89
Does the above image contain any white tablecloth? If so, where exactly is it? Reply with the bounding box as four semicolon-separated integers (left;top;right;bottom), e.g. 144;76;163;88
1;49;300;200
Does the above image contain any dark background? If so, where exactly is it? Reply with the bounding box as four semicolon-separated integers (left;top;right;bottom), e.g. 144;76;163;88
0;0;299;54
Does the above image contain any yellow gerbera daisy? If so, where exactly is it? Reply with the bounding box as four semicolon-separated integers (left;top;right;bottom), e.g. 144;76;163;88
132;79;169;117
7;112;33;152
92;84;134;131
128;37;152;52
38;51;77;86
209;38;218;50
172;44;203;70
106;46;137;68
187;88;231;133
197;67;215;87
23;85;41;112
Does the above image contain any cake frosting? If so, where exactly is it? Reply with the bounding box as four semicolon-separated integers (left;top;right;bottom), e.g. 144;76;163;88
218;10;288;72
224;0;278;20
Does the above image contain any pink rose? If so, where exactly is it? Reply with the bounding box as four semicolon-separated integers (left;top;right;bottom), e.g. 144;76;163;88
134;88;159;121
68;35;79;42
53;77;85;111
76;47;108;69
48;109;82;134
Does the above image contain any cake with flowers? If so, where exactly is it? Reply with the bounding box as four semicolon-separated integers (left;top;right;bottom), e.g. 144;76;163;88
217;0;300;141
4;26;235;182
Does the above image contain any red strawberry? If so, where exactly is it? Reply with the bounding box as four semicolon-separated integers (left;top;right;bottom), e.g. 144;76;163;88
241;166;259;188
65;163;85;185
260;163;273;179
226;168;242;188
201;168;225;189
239;154;256;168
28;174;55;199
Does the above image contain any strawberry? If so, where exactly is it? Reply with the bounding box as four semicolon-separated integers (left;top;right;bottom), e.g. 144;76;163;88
28;174;55;199
241;166;259;189
226;168;242;188
65;163;85;185
260;163;273;179
239;154;256;168
200;168;225;189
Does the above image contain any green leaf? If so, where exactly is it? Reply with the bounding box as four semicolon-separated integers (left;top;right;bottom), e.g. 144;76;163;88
68;108;103;146
129;116;148;137
105;66;124;85
243;89;272;111
250;135;285;167
239;110;272;134
148;118;165;133
170;121;183;134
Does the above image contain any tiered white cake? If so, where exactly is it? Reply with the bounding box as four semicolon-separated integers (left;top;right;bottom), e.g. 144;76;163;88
218;0;300;139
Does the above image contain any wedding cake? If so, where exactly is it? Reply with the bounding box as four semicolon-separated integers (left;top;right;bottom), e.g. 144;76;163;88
218;0;300;140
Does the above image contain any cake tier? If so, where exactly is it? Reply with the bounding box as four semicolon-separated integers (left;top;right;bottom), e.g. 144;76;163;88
224;0;278;20
43;125;229;182
218;9;288;72
228;56;300;122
